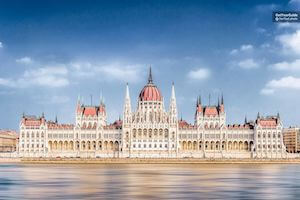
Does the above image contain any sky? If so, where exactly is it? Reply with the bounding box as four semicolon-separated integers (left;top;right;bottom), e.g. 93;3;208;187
1;0;300;130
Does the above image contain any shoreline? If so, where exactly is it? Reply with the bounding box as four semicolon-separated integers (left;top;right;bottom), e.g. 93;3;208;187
2;158;300;164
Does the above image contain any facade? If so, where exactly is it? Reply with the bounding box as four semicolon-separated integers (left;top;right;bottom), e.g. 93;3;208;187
0;130;18;152
18;68;287;158
283;127;300;153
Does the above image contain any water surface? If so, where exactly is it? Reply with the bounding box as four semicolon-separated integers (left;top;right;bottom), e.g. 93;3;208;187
1;163;300;199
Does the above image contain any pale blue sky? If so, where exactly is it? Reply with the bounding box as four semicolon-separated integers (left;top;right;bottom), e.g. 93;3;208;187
1;0;300;130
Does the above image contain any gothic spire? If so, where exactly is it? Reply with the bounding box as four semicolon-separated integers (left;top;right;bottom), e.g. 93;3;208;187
125;82;130;101
171;82;176;100
244;115;247;124
221;93;224;105
148;66;153;84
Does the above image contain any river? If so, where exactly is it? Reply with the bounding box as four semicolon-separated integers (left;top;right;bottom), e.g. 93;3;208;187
1;163;300;199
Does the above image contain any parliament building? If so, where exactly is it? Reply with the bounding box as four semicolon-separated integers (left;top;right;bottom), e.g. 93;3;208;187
18;68;287;158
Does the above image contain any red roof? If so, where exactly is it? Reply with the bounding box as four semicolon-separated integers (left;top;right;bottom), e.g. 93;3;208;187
83;107;97;116
104;120;123;130
47;121;74;130
178;119;196;129
22;116;45;127
204;106;218;116
258;119;277;127
227;124;253;130
139;84;162;101
78;104;106;116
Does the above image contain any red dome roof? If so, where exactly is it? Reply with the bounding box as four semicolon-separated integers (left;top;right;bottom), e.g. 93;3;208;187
139;84;162;101
139;67;162;101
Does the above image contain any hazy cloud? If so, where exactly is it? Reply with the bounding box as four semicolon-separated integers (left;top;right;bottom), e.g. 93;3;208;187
0;66;69;88
187;68;210;80
260;88;275;95
71;61;143;83
261;76;300;95
270;59;300;71
238;58;259;69
16;57;33;64
0;42;3;48
230;44;253;55
276;30;300;55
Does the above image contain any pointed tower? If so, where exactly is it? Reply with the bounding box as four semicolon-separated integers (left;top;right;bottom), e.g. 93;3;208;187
220;94;225;113
219;93;226;126
97;93;107;127
169;82;178;125
123;83;132;124
148;66;153;84
75;95;82;126
195;95;203;127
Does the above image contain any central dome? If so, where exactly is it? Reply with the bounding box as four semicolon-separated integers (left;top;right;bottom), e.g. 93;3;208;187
139;67;162;101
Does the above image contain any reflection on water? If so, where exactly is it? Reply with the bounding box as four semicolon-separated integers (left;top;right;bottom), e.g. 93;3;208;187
1;163;300;199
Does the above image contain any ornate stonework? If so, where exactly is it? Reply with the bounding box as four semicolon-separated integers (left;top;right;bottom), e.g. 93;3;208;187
18;68;287;158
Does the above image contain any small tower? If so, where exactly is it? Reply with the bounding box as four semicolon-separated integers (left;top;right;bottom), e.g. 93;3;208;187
169;82;178;124
123;83;132;124
195;95;203;127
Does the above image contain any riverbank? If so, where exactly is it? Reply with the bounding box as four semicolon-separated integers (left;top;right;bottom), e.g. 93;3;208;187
0;158;299;164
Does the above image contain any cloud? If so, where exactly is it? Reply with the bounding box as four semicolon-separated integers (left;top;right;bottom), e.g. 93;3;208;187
276;30;300;55
277;22;300;30
71;61;143;83
289;0;300;8
230;44;253;55
255;4;279;12
267;76;300;89
260;88;275;95
0;66;69;88
37;95;70;104
256;27;267;34
0;42;2;48
187;68;210;80
261;76;300;95
237;59;259;69
16;57;33;64
270;59;300;71
240;44;253;51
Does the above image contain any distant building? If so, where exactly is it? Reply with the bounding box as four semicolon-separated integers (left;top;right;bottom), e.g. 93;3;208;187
283;127;300;153
18;68;287;158
0;130;18;152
